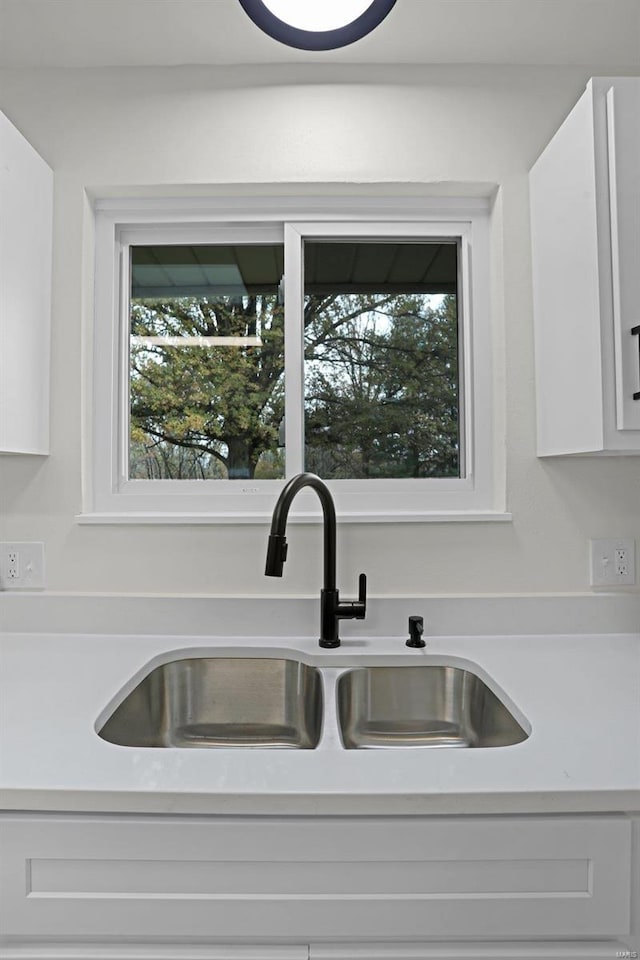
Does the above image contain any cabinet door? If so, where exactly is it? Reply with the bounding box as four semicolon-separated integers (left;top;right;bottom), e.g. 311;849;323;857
607;81;640;431
0;111;53;454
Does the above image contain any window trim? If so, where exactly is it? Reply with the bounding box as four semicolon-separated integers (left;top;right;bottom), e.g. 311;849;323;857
83;196;507;524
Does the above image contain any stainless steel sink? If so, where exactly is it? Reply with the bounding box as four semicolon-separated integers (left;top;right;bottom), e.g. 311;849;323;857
98;657;323;749
337;665;528;749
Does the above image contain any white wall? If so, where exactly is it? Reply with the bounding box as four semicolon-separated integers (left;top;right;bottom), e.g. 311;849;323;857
0;64;638;597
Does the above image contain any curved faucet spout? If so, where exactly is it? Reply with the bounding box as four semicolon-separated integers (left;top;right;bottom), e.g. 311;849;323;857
265;473;336;590
264;472;366;648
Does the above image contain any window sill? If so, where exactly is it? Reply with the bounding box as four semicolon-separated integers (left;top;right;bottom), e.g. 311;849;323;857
75;511;513;525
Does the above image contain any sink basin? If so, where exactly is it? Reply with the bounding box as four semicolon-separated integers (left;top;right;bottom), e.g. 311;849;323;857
98;657;323;749
337;665;528;749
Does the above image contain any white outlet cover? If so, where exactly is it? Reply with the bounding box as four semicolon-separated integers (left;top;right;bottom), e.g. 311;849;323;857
0;541;46;590
589;538;635;587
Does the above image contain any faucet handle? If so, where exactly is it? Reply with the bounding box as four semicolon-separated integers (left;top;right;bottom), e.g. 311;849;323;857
358;572;367;609
335;573;367;622
352;572;367;619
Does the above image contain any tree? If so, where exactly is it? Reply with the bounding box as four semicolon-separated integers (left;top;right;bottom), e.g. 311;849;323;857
304;294;459;478
128;291;459;480
130;294;284;480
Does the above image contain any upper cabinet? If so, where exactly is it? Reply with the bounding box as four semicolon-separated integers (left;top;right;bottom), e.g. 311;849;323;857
0;110;53;455
530;77;640;456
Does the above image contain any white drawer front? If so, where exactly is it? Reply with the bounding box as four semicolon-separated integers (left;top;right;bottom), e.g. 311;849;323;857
0;814;631;941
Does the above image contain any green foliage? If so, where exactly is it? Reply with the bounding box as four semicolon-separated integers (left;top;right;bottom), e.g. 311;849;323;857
304;293;459;478
129;292;459;481
130;295;284;479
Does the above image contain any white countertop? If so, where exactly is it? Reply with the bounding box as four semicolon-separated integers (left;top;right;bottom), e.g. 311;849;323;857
1;629;639;816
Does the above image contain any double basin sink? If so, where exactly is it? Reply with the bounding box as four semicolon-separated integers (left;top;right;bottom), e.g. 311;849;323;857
98;655;529;751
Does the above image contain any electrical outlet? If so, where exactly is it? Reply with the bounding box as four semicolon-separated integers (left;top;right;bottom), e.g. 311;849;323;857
0;542;46;590
589;538;636;587
6;550;19;579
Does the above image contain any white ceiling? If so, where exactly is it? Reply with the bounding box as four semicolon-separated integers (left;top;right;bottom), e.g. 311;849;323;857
0;0;638;69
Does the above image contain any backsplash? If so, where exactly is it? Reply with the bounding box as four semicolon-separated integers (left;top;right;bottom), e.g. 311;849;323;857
2;592;638;637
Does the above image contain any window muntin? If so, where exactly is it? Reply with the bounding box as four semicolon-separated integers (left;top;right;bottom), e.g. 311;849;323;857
87;201;498;522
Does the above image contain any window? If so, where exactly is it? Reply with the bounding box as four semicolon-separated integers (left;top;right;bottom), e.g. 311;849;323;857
86;198;501;523
129;241;286;482
301;239;460;481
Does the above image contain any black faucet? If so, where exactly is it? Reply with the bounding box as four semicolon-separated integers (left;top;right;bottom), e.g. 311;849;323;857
265;472;367;648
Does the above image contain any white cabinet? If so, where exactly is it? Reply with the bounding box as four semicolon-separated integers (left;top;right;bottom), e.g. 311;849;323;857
0;812;633;949
530;77;640;455
0;110;53;455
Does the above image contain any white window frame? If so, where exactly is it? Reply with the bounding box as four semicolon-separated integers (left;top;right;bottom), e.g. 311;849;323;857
82;196;506;524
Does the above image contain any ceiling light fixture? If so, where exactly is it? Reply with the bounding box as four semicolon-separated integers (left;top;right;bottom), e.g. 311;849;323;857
238;0;397;51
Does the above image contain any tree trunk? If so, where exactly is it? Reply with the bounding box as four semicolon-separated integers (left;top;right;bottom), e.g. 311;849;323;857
226;438;256;479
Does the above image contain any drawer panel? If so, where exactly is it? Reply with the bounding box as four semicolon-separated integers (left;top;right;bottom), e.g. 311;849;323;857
0;814;631;940
29;854;589;896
